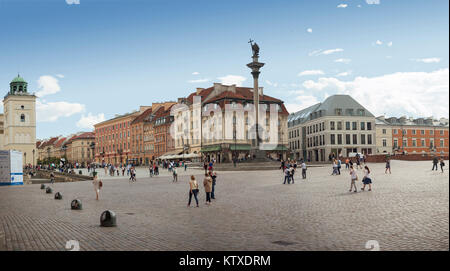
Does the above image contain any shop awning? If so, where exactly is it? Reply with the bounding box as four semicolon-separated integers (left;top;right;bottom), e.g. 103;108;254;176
200;145;222;152
229;144;252;151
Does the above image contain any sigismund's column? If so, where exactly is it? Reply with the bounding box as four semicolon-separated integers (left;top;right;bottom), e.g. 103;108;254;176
247;40;265;148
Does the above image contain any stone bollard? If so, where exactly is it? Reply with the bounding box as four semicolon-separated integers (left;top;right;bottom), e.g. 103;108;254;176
46;187;53;194
71;199;82;210
41;184;46;189
54;192;63;200
100;210;117;227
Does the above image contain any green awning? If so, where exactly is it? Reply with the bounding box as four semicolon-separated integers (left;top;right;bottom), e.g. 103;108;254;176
200;145;222;152
229;144;252;151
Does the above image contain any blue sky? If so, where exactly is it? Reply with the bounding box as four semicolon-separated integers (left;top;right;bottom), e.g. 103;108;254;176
0;0;448;139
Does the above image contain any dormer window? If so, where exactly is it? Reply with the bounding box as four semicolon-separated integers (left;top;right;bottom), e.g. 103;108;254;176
357;109;365;116
335;108;342;116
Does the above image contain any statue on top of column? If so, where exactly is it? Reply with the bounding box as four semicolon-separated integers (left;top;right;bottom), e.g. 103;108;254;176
248;39;260;58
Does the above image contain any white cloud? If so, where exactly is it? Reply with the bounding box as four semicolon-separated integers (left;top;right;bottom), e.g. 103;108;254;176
334;58;351;64
36;100;85;122
387;41;393;47
192;72;200;75
375;40;383;45
217;75;246;86
337;4;348;8
285;95;320;113
265;80;278;87
336;71;352;77
65;0;80;4
188;78;210;83
55;74;64;78
307;28;313;33
309;48;344;56
298;70;325;76
77;113;105;129
366;0;380;4
298;69;449;118
412;58;441;63
36;75;61;97
357;4;362;8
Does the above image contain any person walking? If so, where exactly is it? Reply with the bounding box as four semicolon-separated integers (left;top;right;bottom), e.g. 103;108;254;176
211;171;217;199
172;167;178;182
356;157;362;169
301;160;307;179
283;166;290;184
385;159;391;174
187;175;199;207
50;172;55;185
345;158;350;170
432;156;439;171
361;166;372;191
184;161;187;171
92;172;102;200
203;173;213;205
149;164;153;177
440;158;445;173
203;161;208;175
337;159;342;175
332;159;338;175
349;165;358;193
290;166;295;184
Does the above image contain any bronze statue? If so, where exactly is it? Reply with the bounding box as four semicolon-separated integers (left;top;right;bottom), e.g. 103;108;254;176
249;39;260;58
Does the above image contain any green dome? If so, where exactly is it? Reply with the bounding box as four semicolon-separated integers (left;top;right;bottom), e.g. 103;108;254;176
11;75;26;83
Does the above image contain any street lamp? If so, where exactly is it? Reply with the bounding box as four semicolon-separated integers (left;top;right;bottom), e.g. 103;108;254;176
32;149;35;168
233;130;237;167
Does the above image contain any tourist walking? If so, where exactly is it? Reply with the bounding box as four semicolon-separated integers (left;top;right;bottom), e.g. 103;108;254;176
356;157;362;169
187;175;199;207
432;156;439;171
211;171;217;199
385;159;391;174
50;172;55;185
332;159;339;175
172;167;178;182
361;166;372;191
149;164;153;177
440;158;445;173
283;166;290;184
203;161;208;174
345;158;350;170
129;167;137;183
290;166;295;184
203;173;213;205
301;160;307;179
337;159;342;175
349;166;358;193
92;172;102;200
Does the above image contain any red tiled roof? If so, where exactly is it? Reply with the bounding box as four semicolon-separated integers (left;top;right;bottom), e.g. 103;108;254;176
131;108;153;125
40;137;59;148
186;87;214;104
204;86;283;104
54;137;67;148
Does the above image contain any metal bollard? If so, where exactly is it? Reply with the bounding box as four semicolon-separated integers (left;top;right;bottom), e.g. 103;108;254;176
100;210;117;227
71;199;82;210
46;187;53;194
54;192;63;200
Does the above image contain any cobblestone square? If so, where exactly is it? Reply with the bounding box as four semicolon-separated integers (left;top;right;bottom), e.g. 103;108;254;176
0;160;448;251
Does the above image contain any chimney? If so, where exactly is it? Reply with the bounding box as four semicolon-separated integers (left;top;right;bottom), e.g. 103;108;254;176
229;84;236;93
259;87;263;96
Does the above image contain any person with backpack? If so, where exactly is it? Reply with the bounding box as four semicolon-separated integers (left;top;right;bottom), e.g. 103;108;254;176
361;165;372;191
172;167;178;182
187;175;199;207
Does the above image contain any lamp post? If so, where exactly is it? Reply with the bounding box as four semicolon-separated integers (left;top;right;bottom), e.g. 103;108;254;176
24;152;26;167
233;130;237;167
90;142;96;173
32;149;35;168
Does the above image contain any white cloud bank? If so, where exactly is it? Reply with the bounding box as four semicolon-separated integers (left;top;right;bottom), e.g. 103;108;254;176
337;4;348;8
217;75;246;86
285;95;320;113
298;68;449;118
188;78;210;83
309;48;344;56
66;0;80;4
412;58;441;63
36;100;85;122
298;70;325;76
335;58;351;64
36;75;61;97
307;28;313;33
77;113;105;129
366;0;380;4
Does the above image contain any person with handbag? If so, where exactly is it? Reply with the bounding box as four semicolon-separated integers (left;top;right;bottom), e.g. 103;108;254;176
188;175;199;207
361;165;372;191
349;165;358;193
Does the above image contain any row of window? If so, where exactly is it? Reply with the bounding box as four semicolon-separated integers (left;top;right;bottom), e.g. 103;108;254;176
306;134;374;148
393;138;445;148
393;129;445;136
98;121;130;134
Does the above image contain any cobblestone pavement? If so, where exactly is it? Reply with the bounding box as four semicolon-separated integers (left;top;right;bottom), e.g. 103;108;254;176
0;160;448;251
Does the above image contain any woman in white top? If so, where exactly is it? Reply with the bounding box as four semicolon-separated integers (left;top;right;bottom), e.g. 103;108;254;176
361;166;372;191
92;173;102;200
349;165;358;193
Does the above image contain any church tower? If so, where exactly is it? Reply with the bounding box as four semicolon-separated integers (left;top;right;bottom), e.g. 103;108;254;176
2;75;37;165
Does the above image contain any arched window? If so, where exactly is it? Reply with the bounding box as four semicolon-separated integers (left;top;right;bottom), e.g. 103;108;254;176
20;114;25;122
